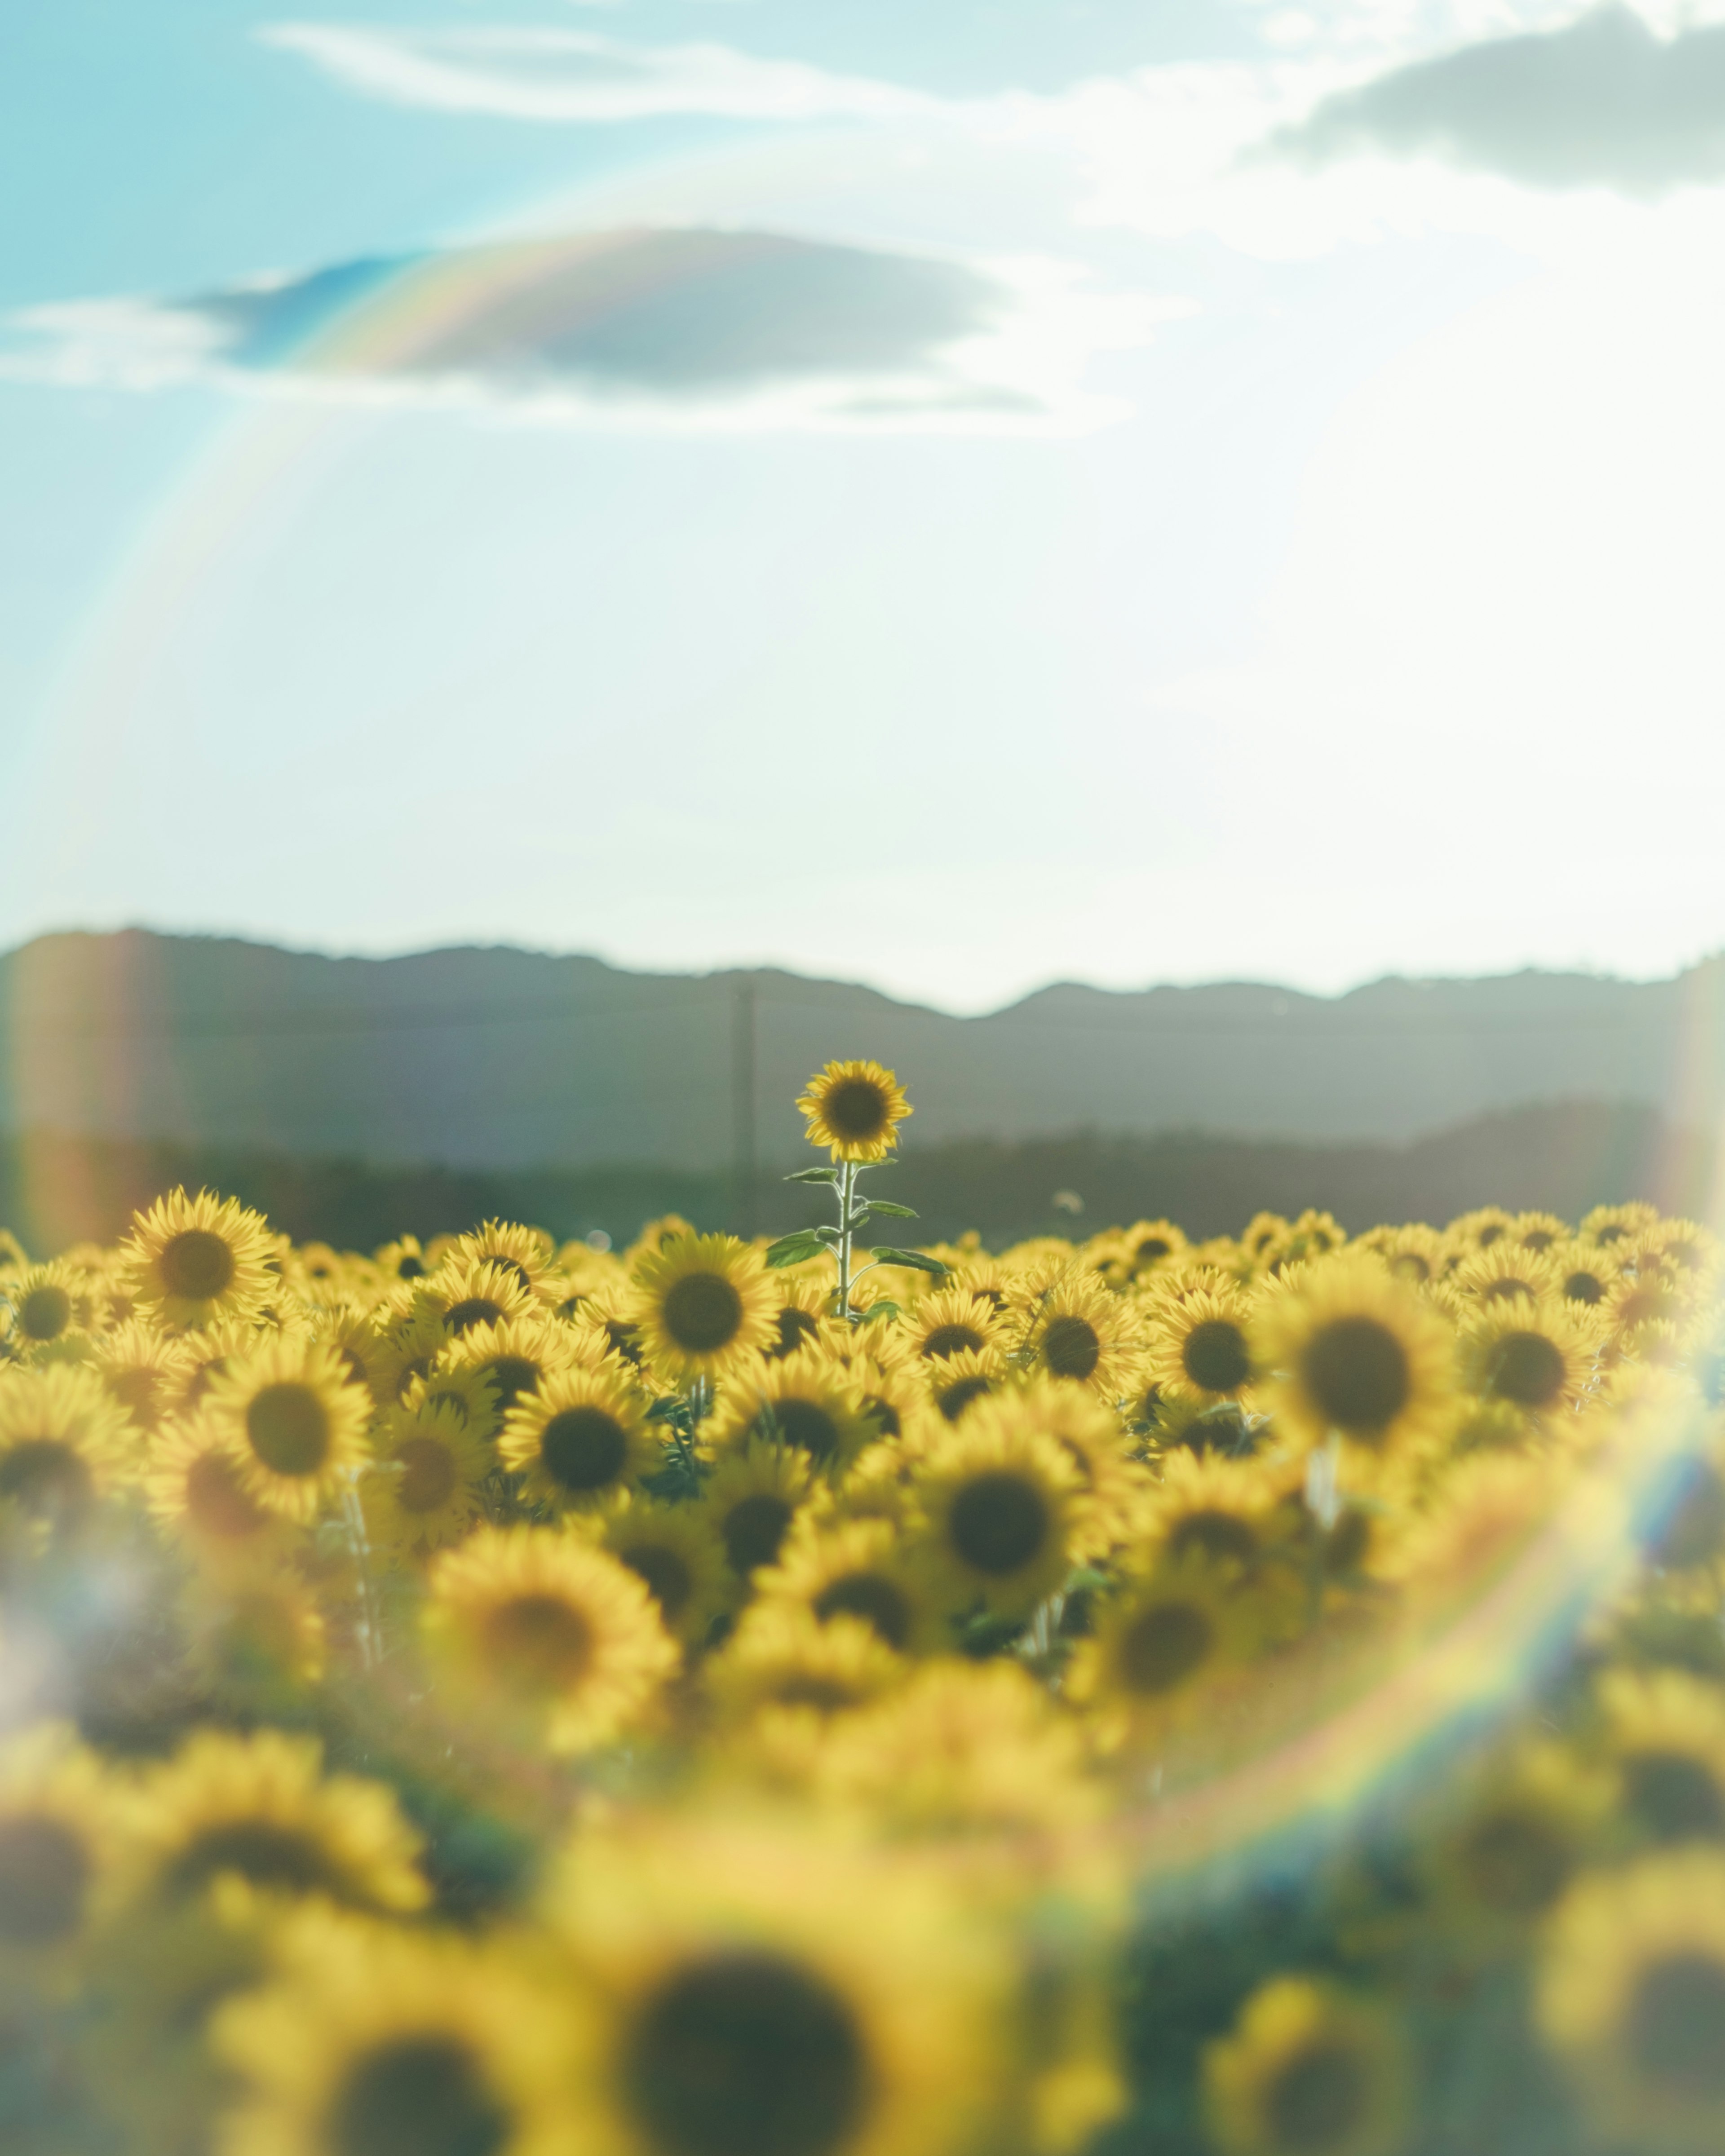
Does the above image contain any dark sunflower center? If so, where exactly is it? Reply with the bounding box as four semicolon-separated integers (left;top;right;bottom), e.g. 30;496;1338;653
397;1254;427;1279
1628;1953;1725;2099
1042;1316;1101;1381
186;1449;270;1538
920;1323;984;1361
623;1545;694;1620
1136;1237;1172;1262
482;1355;540;1411
160;1229;237;1302
822;1081;889;1143
769;1310;822;1361
395;1435;459;1514
721;1494;794;1576
166;1820;339;1901
814;1574;911;1650
935;1375;993;1423
246;1383;332;1478
539;1407;628;1492
1458;1808;1571;1913
948;1472;1048;1575
1478;1224;1506;1248
1487;1331;1566;1409
486;1593;593;1688
663;1274;745;1355
18;1285;72;1341
0;1440;93;1519
1564;1270;1605;1304
1390;1252;1431;1282
861;1394;900;1439
625;1950;869;2156
1481;1277;1535;1303
329;2034;510;2156
1168;1510;1258;1568
1266;2041;1369;2156
1597;1223;1629;1244
0;1815;91;1944
1182;1319;1250;1394
443;1298;504;1337
1119;1601;1214;1693
1622;1750;1725;1843
1300;1318;1409;1436
768;1399;841;1462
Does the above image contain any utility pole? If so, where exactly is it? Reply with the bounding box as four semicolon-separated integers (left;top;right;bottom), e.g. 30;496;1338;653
732;976;757;1237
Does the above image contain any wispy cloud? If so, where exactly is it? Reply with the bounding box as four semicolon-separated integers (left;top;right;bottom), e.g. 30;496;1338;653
259;23;937;124
0;227;1177;436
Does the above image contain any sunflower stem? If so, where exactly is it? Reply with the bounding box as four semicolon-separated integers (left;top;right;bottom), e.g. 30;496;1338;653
341;1471;383;1673
836;1161;858;1324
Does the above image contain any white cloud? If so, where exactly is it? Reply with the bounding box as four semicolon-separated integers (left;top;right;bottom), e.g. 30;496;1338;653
258;22;938;124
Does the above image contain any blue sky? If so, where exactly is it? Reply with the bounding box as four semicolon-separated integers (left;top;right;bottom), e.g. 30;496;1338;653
5;0;1725;1010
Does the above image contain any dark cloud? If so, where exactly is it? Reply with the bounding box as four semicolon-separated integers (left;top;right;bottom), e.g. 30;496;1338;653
191;228;1001;393
1279;4;1725;194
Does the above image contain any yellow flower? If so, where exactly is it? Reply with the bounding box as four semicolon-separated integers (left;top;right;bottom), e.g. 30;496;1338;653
1256;1260;1454;1457
1455;1300;1597;1415
1134;1451;1290;1578
544;1812;1004;2156
204;1335;373;1523
1422;1740;1612;1949
708;1360;879;1476
1020;1268;1146;1395
1144;1282;1257;1405
797;1059;913;1163
598;1496;731;1646
1539;1848;1725;2154
905;1285;1010;1365
1597;1666;1725;1846
445;1310;588;1429
446;1219;561;1303
215;1906;577;2156
630;1234;776;1385
753;1517;940;1655
426;1255;538;1339
922;1348;1006;1426
126;1728;429;1915
424;1527;677;1754
1203;1979;1410;2156
89;1318;191;1437
708;1605;907;1739
4;1258;85;1348
994;1377;1146;1561
122;1188;277;1332
365;1396;491;1552
499;1362;659;1517
0;1361;133;1526
907;1405;1080;1620
818;1659;1101;1837
0;1723;128;1963
145;1414;301;1571
1066;1553;1263;1745
697;1438;821;1598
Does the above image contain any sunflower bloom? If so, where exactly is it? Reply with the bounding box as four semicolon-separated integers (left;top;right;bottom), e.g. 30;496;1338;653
798;1059;913;1163
630;1234;776;1386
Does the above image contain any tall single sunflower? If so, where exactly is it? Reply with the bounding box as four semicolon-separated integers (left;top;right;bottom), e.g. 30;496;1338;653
127;1728;429;1915
1203;1979;1410;2156
1539;1848;1725;2154
1255;1261;1454;1458
630;1235;776;1386
424;1527;678;1754
499;1363;659;1517
797;1059;913;1164
204;1337;373;1523
545;1815;1004;2156
123;1189;277;1332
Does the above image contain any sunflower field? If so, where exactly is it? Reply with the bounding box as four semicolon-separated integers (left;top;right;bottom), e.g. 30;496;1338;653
0;1059;1723;2156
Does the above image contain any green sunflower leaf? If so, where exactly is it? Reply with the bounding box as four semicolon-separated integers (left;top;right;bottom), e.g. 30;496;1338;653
783;1168;840;1186
865;1246;949;1277
862;1200;919;1219
764;1231;831;1268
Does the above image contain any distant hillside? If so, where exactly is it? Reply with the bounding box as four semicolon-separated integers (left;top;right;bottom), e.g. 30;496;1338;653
0;1101;1704;1257
3;930;1724;1171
